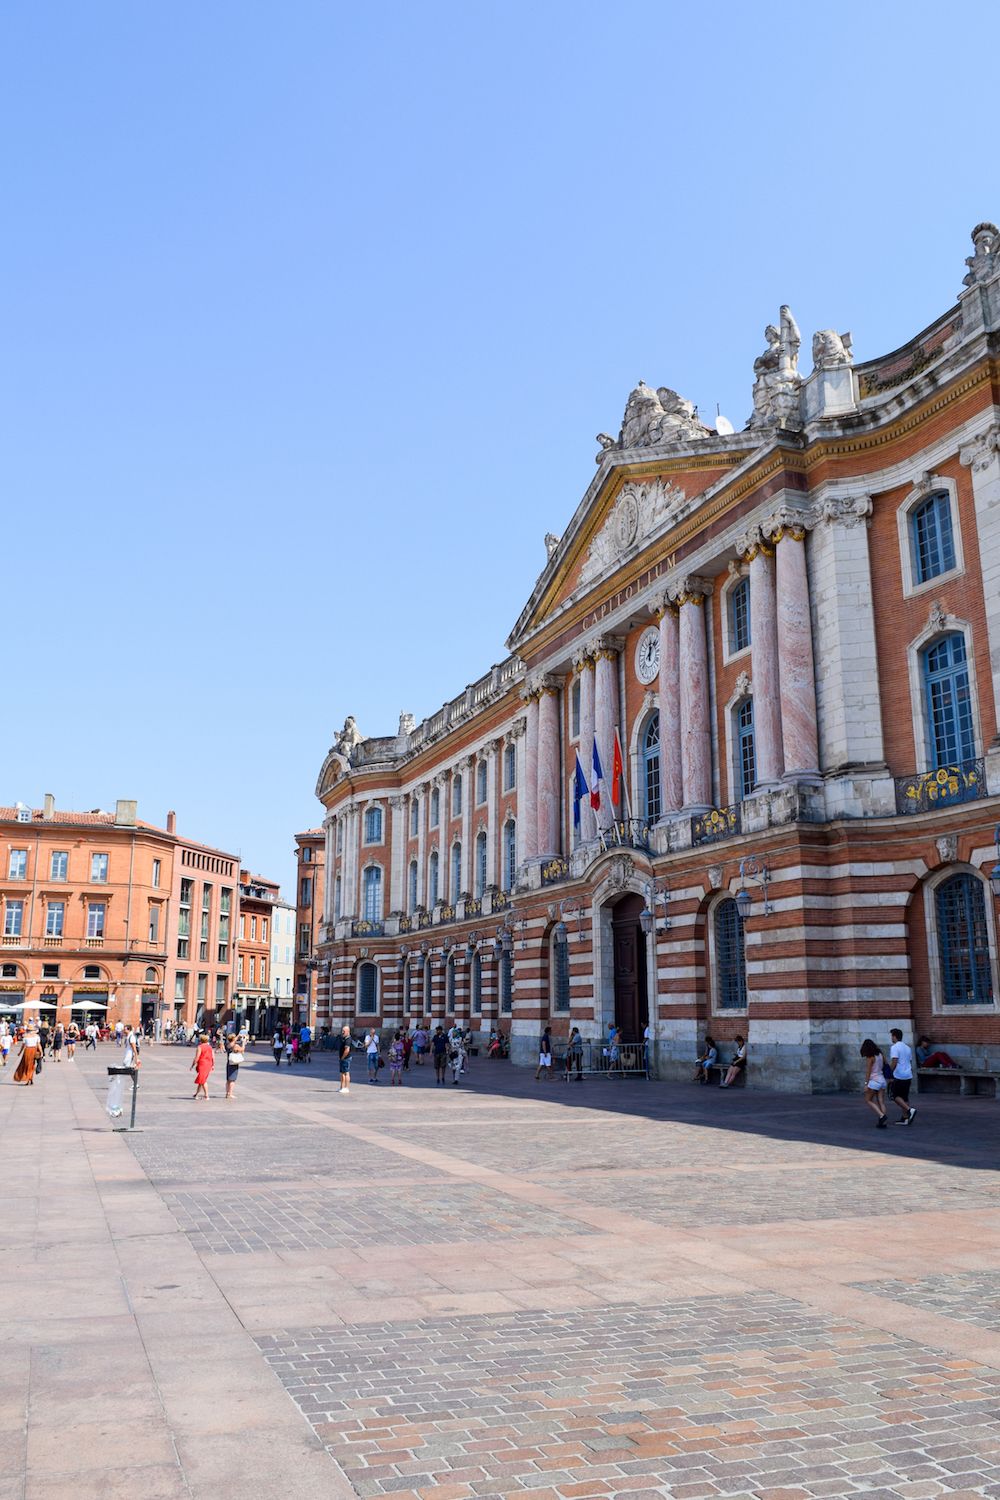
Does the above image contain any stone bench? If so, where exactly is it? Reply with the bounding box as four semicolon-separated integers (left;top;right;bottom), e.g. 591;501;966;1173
702;1061;746;1087
917;1066;1000;1098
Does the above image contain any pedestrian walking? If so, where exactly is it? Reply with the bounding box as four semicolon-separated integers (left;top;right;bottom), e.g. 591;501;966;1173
85;1022;97;1051
52;1022;64;1062
412;1024;428;1066
0;1027;10;1068
431;1025;448;1086
888;1028;917;1126
860;1038;889;1128
13;1026;40;1086
535;1027;553;1082
402;1029;413;1071
191;1033;215;1100
272;1029;283;1067
225;1033;244;1100
284;1036;294;1066
338;1026;353;1094
449;1030;465;1085
106;1027;141;1118
389;1029;405;1086
114;1019;125;1047
366;1030;381;1084
66;1022;78;1059
565;1026;584;1081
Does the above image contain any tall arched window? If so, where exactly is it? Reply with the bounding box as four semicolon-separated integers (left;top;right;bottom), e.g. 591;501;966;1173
403;960;413;1014
471;951;482;1014
935;873;994;1006
363;807;383;844
144;966;157;983
912;492;956;584
728;576;751;654
642;713;661;823
923;633;975;767
503;820;517;892
430;787;440;827
446;957;456;1013
362;866;382;924
503;743;516;790
500;947;513;1013
475;831;487;898
734;698;756;799
423;957;432;1013
410;797;419;836
551;933;570;1013
451;842;462;903
452;775;463;816
428;850;439;906
408;859;418;912
476;761;488;804
334;875;342;920
357;961;378;1014
714;897;747;1011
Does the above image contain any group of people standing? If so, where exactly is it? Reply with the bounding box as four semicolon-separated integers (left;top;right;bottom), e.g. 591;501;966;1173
333;1021;475;1093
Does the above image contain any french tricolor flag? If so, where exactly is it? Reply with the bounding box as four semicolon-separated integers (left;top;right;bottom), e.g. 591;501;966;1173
591;738;604;811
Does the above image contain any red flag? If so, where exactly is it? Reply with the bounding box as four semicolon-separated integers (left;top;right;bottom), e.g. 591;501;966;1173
611;728;624;809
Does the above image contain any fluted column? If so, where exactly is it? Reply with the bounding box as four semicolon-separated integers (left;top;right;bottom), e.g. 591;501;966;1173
486;740;500;888
415;785;427;909
342;805;359;917
593;636;622;822
747;541;784;787
460;757;473;895
657;602;683;815
677;584;712;811
522;691;540;861
388;797;406;913
961;425;1000;744
323;818;336;924
536;679;562;858
576;649;596;840
774;524;820;780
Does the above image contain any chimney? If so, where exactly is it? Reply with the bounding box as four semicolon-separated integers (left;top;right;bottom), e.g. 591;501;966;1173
115;799;137;827
166;810;176;835
43;793;55;821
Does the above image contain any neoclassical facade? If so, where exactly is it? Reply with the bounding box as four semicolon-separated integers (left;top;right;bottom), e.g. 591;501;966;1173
313;222;1000;1090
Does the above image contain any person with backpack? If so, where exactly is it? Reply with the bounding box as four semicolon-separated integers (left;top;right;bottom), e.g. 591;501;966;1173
888;1028;916;1126
431;1025;448;1086
860;1038;889;1128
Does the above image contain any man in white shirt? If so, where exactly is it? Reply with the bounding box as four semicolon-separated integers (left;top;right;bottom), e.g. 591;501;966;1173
889;1028;916;1125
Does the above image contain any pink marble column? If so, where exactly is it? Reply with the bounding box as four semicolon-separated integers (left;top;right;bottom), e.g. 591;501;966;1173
749;544;784;787
658;604;683;815
678;588;711;810
536;683;561;858
775;526;820;780
577;652;596;840
522;691;539;861
593;638;621;821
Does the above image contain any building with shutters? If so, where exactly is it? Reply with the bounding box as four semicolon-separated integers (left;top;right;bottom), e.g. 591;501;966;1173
311;222;1000;1090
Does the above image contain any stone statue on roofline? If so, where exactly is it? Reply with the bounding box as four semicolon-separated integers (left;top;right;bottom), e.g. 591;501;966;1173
749;305;803;429
334;715;363;758
963;222;1000;288
811;329;853;369
596;380;710;459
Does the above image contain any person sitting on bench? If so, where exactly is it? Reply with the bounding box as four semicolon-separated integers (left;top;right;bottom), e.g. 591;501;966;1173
692;1035;718;1084
916;1035;957;1069
720;1035;747;1088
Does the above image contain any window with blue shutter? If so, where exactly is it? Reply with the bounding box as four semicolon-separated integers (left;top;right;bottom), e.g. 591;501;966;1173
451;842;462;903
923;633;975;767
912;492;956;584
358;961;378;1014
643;713;661;823
475;832;487;897
714;898;747;1011
729;576;751;654
735;698;756;798
362;866;382;923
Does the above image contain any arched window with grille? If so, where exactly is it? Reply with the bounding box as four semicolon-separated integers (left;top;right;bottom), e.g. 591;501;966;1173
362;865;382;924
423;958;432;1013
935;873;994;1006
451;842;462;903
471;951;482;1014
475;831;487;897
728;575;751;654
446;957;456;1013
403;960;413;1014
357;961;378;1015
911;492;956;584
503;820;517;892
408;859;418;912
642;713;661;823
500;947;513;1013
428;850;439;906
714;897;747;1011
551;932;570;1013
923;633;975;767
734;698;756;799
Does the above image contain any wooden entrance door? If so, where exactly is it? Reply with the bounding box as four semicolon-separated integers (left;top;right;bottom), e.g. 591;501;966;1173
612;893;648;1041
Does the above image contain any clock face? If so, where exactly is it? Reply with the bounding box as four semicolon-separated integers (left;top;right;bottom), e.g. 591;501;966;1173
635;626;660;684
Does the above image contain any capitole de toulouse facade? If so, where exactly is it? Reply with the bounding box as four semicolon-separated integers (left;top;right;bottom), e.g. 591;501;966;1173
312;223;1000;1091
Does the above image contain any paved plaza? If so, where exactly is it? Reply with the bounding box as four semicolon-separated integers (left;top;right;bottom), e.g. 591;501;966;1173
2;1048;1000;1500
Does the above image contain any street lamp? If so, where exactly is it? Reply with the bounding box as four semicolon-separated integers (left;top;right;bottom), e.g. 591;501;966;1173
990;825;1000;899
735;855;772;919
639;880;670;936
553;897;586;947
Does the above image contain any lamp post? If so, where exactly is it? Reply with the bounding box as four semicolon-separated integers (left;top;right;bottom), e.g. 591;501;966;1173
639;880;670;936
734;855;772;920
990;825;1000;899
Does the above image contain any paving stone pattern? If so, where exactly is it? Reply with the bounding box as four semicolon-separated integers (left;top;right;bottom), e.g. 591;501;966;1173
163;1182;594;1255
857;1270;1000;1335
258;1293;1000;1498
128;1125;442;1186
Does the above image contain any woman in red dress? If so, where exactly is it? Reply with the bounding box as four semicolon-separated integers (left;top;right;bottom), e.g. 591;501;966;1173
191;1034;215;1100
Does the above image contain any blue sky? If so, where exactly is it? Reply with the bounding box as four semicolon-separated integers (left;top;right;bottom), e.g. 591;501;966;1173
3;0;997;897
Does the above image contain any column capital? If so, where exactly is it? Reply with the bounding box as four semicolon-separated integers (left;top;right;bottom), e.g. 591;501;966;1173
487;737;504;756
506;717;527;742
457;753;476;771
810;492;873;529
671;577;713;607
572;644;596;672
652;588;678;619
960;423;1000;472
388;795;406;811
591;633;625;660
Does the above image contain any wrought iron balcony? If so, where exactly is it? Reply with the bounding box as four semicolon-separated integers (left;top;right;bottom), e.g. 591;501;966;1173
597;819;651;854
894;758;986;815
692;803;742;846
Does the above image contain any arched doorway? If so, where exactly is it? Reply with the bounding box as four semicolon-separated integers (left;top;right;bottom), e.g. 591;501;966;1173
611;892;648;1041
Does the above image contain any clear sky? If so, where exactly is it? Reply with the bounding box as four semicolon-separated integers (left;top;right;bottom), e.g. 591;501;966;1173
3;0;997;898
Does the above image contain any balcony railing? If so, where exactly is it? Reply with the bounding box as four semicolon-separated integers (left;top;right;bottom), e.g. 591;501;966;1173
597;819;651;854
85;936;105;948
1;935;21;947
541;857;569;886
44;936;63;947
352;919;384;938
894;758;987;815
692;803;742;846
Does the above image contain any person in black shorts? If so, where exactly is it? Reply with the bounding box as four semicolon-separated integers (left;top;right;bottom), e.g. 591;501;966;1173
431;1026;448;1087
338;1026;353;1095
888;1027;916;1125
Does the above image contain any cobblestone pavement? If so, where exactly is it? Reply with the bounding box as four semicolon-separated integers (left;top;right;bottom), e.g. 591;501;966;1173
4;1043;1000;1500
